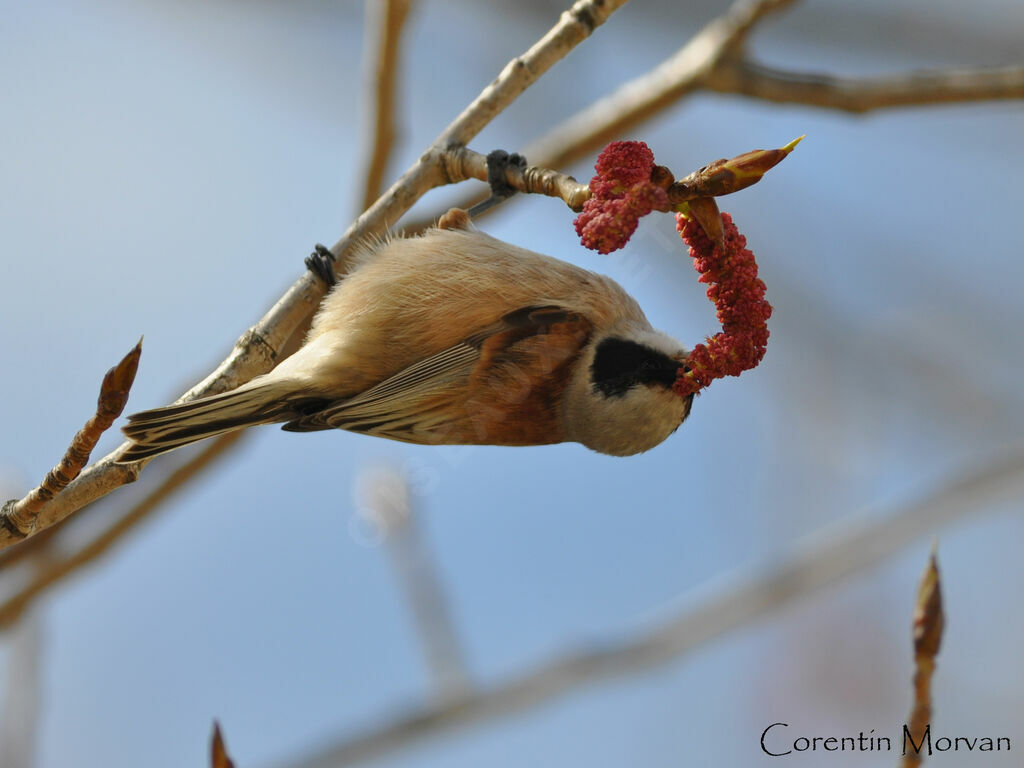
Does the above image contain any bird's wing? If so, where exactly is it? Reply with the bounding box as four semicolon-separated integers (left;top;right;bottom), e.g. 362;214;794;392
281;305;593;445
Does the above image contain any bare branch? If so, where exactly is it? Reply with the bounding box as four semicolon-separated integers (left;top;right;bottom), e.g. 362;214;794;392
358;0;415;211
900;549;944;768
708;60;1024;113
411;0;1024;229
436;0;631;148
0;0;629;551
403;0;798;228
0;340;142;547
0;313;315;582
413;136;798;234
0;431;244;629
268;445;1024;768
522;0;798;170
0;516;64;572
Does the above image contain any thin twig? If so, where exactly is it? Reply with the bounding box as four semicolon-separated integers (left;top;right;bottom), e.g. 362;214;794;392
442;146;590;210
267;444;1024;768
708;60;1024;113
359;0;415;211
411;136;796;230
0;0;629;551
0;340;142;547
0;317;314;605
900;548;944;768
212;721;237;768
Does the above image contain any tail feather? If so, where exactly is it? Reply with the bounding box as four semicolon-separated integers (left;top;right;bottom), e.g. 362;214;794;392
118;380;307;463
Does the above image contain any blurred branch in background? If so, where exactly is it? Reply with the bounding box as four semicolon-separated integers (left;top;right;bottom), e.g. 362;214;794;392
0;432;245;630
270;444;1024;768
707;61;1024;113
0;315;318;623
900;549;944;768
358;0;415;212
0;556;47;768
356;467;471;702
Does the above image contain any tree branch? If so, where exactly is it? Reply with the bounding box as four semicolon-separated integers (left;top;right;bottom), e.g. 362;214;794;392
524;0;798;170
358;0;415;211
267;444;1024;768
708;60;1024;113
402;0;798;229
441;146;590;210
0;0;630;552
0;340;142;548
412;0;1023;228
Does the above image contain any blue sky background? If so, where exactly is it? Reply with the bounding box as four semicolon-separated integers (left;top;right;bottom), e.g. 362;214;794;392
1;1;1023;766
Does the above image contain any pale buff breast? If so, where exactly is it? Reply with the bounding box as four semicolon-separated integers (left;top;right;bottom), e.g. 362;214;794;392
301;228;650;395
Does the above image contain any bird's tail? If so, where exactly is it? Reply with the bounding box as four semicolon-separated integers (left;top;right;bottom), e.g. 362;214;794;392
118;379;307;463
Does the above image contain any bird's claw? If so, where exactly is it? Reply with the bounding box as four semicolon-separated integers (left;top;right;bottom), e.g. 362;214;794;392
467;150;528;218
306;243;337;287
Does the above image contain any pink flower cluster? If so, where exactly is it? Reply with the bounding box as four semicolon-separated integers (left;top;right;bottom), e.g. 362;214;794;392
574;141;667;254
673;212;772;397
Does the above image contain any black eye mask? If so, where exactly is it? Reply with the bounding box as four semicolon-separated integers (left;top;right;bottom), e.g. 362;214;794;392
591;337;681;397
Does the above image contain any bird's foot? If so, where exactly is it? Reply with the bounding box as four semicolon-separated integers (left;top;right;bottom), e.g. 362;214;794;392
467;150;528;218
305;243;337;287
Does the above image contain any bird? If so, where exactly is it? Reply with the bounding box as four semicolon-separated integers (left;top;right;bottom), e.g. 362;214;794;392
118;209;694;462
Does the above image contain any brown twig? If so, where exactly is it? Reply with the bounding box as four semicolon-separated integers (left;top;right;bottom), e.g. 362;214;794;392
425;138;797;224
442;146;590;210
0;315;313;610
0;0;629;551
358;0;415;211
212;721;237;768
0;340;142;547
708;60;1024;114
900;548;944;768
0;431;244;629
267;446;1024;768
